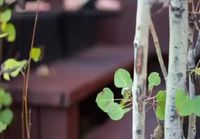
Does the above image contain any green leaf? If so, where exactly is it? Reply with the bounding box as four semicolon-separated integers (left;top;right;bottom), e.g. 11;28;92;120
0;108;13;125
2;92;12;107
106;102;124;121
175;89;192;116
0;9;11;22
148;72;161;91
0;89;12;107
3;73;9;81
191;96;200;116
30;47;42;62
114;68;132;88
0;122;7;133
123;108;131;113
2;23;16;42
1;58;27;80
96;88;114;112
155;90;166;120
0;33;7;38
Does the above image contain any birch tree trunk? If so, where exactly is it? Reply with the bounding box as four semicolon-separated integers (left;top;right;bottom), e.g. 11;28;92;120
132;0;151;139
187;18;196;139
165;0;188;138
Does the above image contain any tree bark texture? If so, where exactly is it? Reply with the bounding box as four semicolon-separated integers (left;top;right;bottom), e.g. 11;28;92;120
132;0;151;139
164;0;188;138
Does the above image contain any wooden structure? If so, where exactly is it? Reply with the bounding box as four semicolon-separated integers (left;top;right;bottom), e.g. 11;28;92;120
4;45;133;139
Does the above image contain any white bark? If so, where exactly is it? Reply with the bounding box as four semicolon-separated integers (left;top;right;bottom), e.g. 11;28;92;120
187;22;196;139
132;0;151;139
165;0;188;138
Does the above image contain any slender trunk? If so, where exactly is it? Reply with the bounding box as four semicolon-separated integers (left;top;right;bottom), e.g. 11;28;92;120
165;0;188;138
187;20;196;139
132;0;151;139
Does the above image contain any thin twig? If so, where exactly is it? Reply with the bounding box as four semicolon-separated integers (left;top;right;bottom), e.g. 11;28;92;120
23;0;39;139
149;18;168;80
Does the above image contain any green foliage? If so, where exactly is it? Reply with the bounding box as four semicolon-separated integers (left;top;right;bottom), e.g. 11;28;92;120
148;72;161;91
96;88;114;113
2;23;16;42
106;102;125;120
0;9;11;22
0;108;13;125
96;68;133;121
1;58;27;81
96;87;130;121
0;89;12;107
175;89;200;116
0;89;13;133
0;122;7;133
155;90;166;120
30;47;42;62
114;68;132;88
0;32;7;38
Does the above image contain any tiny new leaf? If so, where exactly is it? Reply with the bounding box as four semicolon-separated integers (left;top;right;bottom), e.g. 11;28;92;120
96;88;114;112
114;68;132;88
148;72;161;91
30;47;42;62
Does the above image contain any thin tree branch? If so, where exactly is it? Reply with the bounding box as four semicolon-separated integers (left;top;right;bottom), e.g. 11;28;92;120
149;19;168;80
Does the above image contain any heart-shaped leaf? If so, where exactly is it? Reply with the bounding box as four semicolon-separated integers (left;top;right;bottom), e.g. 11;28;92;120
106;102;125;121
148;72;161;91
96;88;114;112
114;68;132;88
30;47;42;62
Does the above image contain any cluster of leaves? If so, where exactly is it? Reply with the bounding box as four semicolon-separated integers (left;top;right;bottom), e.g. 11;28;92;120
0;0;16;42
96;68;132;120
0;0;41;131
0;89;13;132
148;72;200;120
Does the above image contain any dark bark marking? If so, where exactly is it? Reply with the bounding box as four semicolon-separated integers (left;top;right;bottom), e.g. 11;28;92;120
177;72;183;81
171;5;185;18
174;56;179;63
135;46;143;75
136;86;143;113
136;129;142;135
